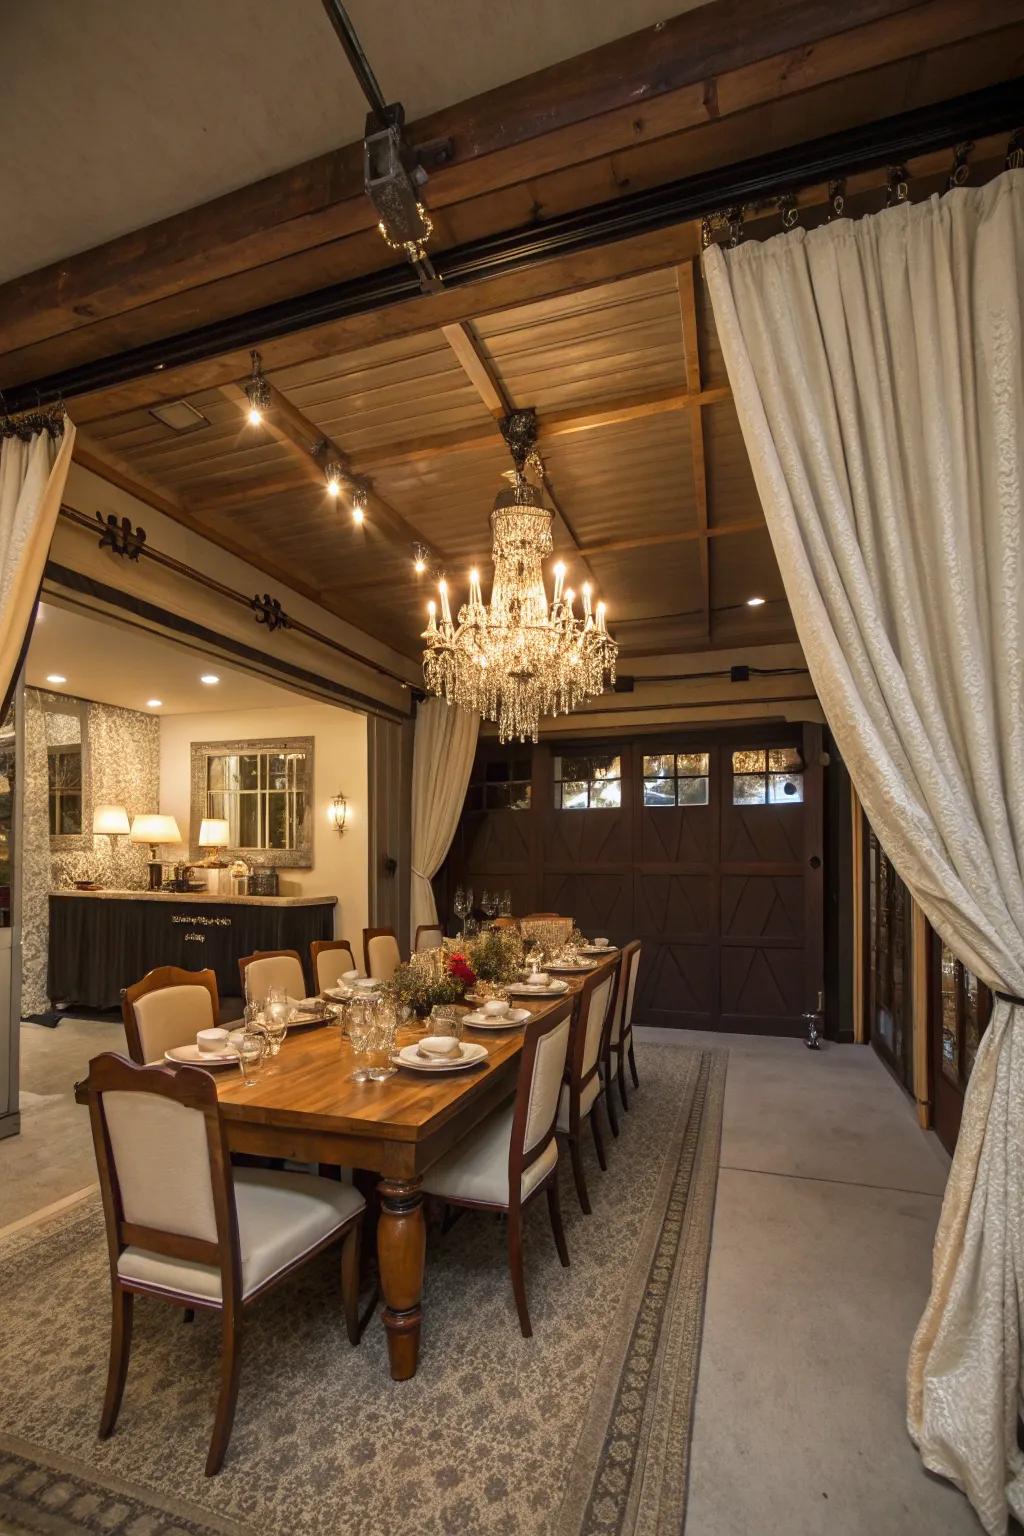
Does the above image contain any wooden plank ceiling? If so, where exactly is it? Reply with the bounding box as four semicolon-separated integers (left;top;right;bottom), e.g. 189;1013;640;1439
74;262;786;658
7;0;1020;663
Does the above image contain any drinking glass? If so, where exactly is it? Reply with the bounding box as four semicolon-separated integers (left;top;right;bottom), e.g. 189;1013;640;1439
429;1004;465;1043
367;999;399;1081
453;886;469;936
483;891;498;920
237;1028;265;1086
347;999;374;1082
500;889;512;916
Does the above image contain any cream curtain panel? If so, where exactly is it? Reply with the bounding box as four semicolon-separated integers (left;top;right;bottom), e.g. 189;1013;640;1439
703;169;1024;1535
0;419;76;711
410;697;478;946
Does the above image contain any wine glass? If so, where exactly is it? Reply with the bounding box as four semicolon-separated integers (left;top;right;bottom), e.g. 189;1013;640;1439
263;985;290;1057
500;889;512;916
483;891;498;920
453;886;469;936
237;1027;266;1086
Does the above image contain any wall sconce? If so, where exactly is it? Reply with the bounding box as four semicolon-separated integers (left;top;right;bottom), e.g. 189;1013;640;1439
328;793;348;836
93;804;130;840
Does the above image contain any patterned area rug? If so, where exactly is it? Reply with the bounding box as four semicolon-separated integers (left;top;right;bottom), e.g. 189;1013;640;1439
0;1044;725;1536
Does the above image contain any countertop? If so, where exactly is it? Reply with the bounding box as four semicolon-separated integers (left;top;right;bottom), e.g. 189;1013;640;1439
51;889;337;908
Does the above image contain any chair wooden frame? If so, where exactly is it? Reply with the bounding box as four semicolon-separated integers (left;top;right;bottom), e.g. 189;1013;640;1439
310;938;356;990
121;966;220;1065
558;968;616;1215
606;941;642;1115
87;1053;362;1476
431;1001;573;1338
238;948;306;1000
362;926;401;977
413;923;443;952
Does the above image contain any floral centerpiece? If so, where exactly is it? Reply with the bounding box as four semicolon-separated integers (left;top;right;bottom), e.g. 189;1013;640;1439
466;925;525;987
386;945;477;1018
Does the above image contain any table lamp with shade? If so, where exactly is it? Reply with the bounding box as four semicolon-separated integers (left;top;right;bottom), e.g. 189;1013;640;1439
198;817;230;866
130;813;182;890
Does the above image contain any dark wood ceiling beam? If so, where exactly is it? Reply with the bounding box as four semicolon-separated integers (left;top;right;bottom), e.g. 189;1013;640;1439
676;261;711;643
0;0;956;362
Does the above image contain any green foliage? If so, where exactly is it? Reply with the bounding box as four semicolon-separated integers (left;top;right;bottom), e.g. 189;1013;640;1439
466;926;524;983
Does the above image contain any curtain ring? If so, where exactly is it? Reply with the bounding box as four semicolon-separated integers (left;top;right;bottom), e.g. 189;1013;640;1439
885;165;909;208
826;179;846;221
725;205;744;248
778;193;799;231
947;141;973;190
701;215;714;250
1006;129;1024;171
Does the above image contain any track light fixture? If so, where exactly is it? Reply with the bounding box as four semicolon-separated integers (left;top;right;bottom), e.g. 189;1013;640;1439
324;460;345;497
351;484;368;525
244;349;271;425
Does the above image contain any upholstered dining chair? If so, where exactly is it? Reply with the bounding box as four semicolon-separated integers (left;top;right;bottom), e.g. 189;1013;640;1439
557;967;615;1215
238;948;306;1003
606;940;642;1113
121;966;220;1065
362;927;401;982
310;938;357;992
413;923;443;953
423;1002;573;1337
87;1053;365;1475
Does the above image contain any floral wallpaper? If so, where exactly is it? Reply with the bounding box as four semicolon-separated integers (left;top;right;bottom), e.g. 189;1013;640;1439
21;690;159;1014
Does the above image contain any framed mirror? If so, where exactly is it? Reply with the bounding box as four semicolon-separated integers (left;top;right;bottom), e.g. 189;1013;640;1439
190;737;314;867
43;694;93;853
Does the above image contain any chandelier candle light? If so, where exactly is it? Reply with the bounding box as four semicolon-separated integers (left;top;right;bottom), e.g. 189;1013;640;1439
421;409;617;742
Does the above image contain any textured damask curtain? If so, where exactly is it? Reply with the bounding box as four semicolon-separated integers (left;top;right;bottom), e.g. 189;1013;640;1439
0;417;76;717
703;169;1024;1535
409;697;478;946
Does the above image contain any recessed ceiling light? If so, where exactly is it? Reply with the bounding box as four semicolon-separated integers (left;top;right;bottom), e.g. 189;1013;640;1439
200;674;220;685
46;673;67;684
146;699;163;708
746;596;766;607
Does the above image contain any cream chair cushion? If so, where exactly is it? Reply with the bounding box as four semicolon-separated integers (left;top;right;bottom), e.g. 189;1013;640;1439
415;925;443;953
366;933;401;982
581;976;613;1076
116;1169;364;1301
132;984;215;1064
423;1103;557;1208
244;954;305;1003
314;948;356;991
105;1091;218;1240
608;968;627;1046
557;1073;599;1133
522;1016;571;1155
621;948;641;1043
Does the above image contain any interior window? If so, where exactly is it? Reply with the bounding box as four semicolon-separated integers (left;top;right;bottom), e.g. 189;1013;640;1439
47;744;83;836
466;753;532;812
643;751;710;807
554;753;621;810
731;747;804;806
206;748;307;850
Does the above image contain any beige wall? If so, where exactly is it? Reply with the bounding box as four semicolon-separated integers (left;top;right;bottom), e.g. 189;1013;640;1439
159;702;369;946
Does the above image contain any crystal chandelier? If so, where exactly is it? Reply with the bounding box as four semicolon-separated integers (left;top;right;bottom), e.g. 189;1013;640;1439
421;410;617;743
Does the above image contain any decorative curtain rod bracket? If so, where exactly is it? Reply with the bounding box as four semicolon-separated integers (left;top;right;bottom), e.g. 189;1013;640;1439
95;511;146;560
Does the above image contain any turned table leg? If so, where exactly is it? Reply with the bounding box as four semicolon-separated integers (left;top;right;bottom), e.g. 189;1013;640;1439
377;1176;426;1380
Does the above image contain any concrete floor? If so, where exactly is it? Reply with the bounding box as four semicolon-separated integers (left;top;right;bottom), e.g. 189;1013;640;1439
0;1020;978;1531
0;1015;125;1230
670;1028;979;1536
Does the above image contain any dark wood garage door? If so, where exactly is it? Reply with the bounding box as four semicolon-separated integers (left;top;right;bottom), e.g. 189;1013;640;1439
440;723;823;1036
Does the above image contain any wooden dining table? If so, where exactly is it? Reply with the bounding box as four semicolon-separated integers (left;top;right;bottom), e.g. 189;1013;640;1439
77;952;619;1381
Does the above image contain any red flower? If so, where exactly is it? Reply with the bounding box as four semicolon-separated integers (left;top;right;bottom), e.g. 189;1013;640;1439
447;952;477;987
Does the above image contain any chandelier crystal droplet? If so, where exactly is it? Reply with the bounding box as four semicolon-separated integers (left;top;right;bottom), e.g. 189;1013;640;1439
421;409;617;743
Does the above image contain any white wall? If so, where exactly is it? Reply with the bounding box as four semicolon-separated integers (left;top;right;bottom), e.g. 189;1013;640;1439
159;702;368;945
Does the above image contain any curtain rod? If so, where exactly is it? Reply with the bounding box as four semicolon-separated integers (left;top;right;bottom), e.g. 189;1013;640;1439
56;504;416;695
2;79;1020;413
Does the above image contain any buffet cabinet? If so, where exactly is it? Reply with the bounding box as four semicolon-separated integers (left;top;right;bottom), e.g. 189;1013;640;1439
48;890;337;1009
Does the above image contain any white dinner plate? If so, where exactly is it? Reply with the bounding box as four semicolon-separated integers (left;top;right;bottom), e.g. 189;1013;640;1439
579;945;617;956
507;979;570;998
287;1008;333;1028
394;1041;489;1072
462;1007;531;1029
165;1044;239;1067
324;985;353;1001
546;961;597;974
